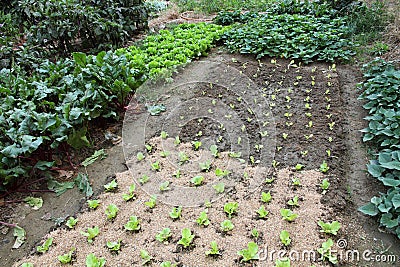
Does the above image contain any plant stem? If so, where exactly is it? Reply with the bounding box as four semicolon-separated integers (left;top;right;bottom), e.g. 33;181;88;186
0;221;18;228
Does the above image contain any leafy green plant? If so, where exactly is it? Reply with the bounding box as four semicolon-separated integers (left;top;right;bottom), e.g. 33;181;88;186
210;144;220;158
261;191;272;203
124;216;141;231
139;174;150;185
156;228;172;243
86;253;106;267
140;249;152;265
178;228;195;248
275;257;291;267
224;202;238;218
159;181;171;192
205;241;220;256
295;164;304;171
317;238;338;264
160;151;170;158
105;204;119;220
81;226;100;243
280;209;299;222
106;240;121;252
137;152;145;161
151;161;161;172
160;131;169;139
257;205;269;219
191;175;204;186
215;168;230;177
66;217;78;229
199;160;212;172
319;161;329;173
122;184;136;201
213;182;225;193
196;211;210;226
320;178;330;194
37;237;53;253
87;199;100;210
58;248;75;264
287;196;299;207
251;228;259;239
220;220;234;232
192;141;202;150
145;195;157;209
173;169;181;178
169;206;183;220
280;230;291;246
160;261;176;267
237;241;259;262
178;152;190;165
104;179;118;192
318;221;341;235
292;177;302;186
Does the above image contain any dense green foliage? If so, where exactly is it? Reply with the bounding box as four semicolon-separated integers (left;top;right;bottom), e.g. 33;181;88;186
172;0;272;13
0;23;226;186
358;59;400;238
222;14;355;63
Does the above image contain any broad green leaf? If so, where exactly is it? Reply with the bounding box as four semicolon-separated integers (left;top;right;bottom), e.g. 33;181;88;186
73;52;87;68
81;149;107;167
24;197;43;210
48;180;75;196
358;203;379;216
13;226;26;249
74;173;93;197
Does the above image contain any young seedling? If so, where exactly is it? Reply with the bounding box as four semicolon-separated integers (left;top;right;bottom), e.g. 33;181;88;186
282;133;288;140
174;136;181;146
199;160;212;172
320;178;330;194
192;141;202;151
104;179;118;192
265;177;275;184
87;199;100;210
328;121;335;130
136;152;145;161
37;237;53;253
191;175;204;186
318;221;341;235
280;209;298;222
257;205;269;219
237;241;259;262
213;182;225;194
145;144;153;153
178;152;189;165
319;161;329;173
58;248;75;264
160;151;170;158
85;253;105;267
160;261;176;267
173;169;181;178
326;149;331;157
210;145;219;158
261;191;272;203
272;160;280;168
295;164;304;171
106;240;121;252
205;241;220;256
151;161;161;172
306;121;313;128
160;131;168;139
81;226;100;243
156;228;172;244
169;206;182;220
228;151;241;158
196;211;210;226
287;196;299;207
280;230;291;246
224;202;238;218
139;174;150;185
145;195;157;209
292;177;301;186
140;249;152;265
197;130;203;136
178;228;195;248
238;136;242;144
105;204;118;220
275;257;291;267
159;181;171;192
304;134;313;141
66;217;78;229
317;239;338;264
124;216;141;231
220;220;234;232
215;169;229;177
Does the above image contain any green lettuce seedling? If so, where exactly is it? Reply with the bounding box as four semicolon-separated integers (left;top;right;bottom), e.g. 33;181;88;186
178;152;189;165
160;261;177;267
122;184;136;201
160;131;168;139
58;248;75;264
228;151;241;158
320;161;329;173
81;226;100;243
318;221;341;235
139;174;150;185
137;152;145;161
169;206;182;220
215;168;230;177
104;179;118;192
210;145;220;158
173;169;181;178
151;161;161;171
320;178;330;194
178;228;195;248
145;195;157;209
295;164;304;171
145;144;153;153
199;160;212;172
280;209;298;222
174;136;181;146
224;202;238;218
156;228;172;244
317;238;338;264
160;151;170;158
192;141;202;150
257;205;269;219
275;257;291;267
140;249;152;265
291;177;301;186
287;196;299;207
251;228;259;239
66;217;78;229
220;220;234;232
87;199;100;209
206;241;220;256
159;181;171;192
280;230;291;246
124;216;140;231
105;204;118;220
196;211;210;226
37;237;53;253
106;240;121;252
191;175;204;186
261;191;272;203
86;253;105;267
237;242;259;262
213;182;225;193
